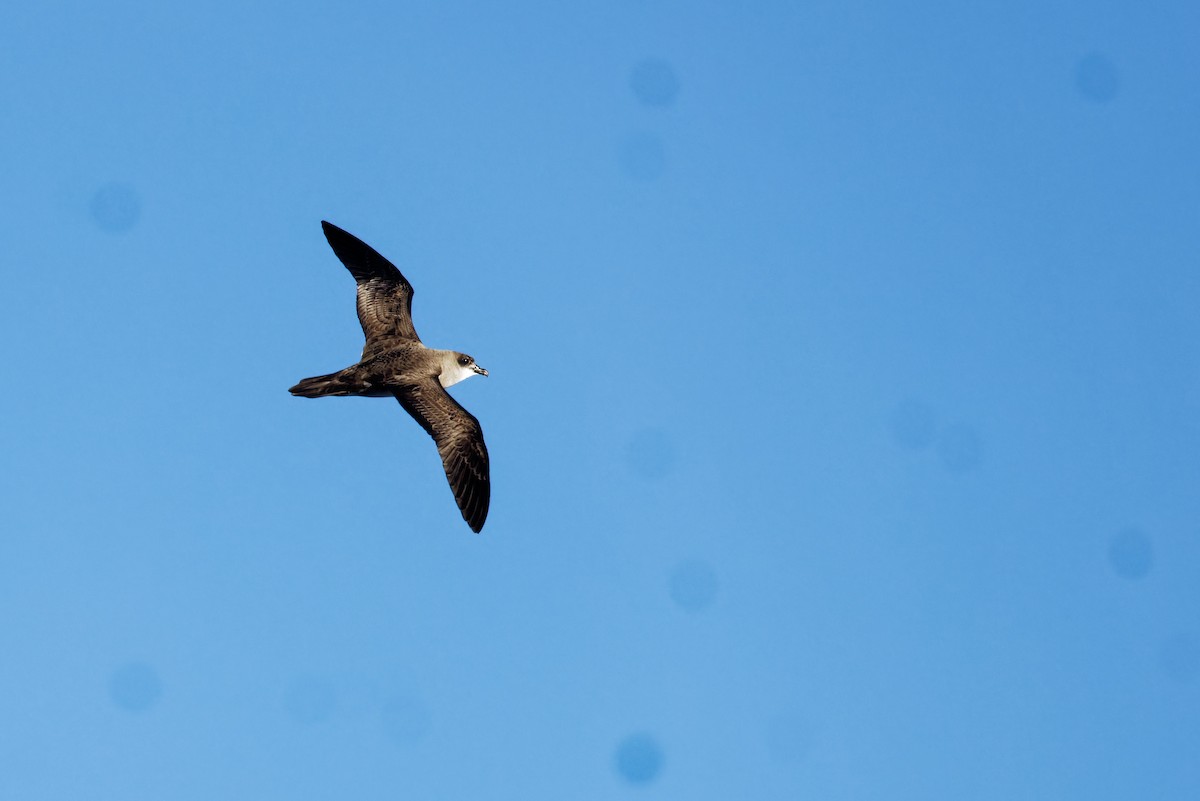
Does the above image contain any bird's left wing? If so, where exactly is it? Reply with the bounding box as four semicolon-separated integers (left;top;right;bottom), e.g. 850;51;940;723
392;378;490;533
321;221;421;346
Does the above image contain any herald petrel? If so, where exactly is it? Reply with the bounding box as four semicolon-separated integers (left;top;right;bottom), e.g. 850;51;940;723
290;221;490;533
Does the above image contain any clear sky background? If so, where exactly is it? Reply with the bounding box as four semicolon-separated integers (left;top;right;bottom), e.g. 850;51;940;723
2;0;1198;798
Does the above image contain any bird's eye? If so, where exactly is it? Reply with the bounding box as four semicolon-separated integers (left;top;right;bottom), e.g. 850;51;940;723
458;356;471;366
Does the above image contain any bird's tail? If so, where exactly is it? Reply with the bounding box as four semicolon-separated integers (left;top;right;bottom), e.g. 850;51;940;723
289;371;358;398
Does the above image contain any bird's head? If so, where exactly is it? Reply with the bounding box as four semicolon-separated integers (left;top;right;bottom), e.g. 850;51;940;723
440;351;489;388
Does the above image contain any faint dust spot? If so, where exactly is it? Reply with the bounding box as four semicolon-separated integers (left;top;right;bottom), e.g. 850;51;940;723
90;182;142;233
382;697;432;745
1075;53;1119;103
626;428;675;479
936;423;983;473
1159;633;1200;683
669;559;718;612
109;662;162;712
1107;527;1153;580
614;732;664;785
888;399;937;450
284;675;337;724
618;133;666;182
765;711;813;763
630;59;681;107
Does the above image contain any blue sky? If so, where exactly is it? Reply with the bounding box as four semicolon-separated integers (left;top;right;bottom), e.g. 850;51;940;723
2;1;1199;798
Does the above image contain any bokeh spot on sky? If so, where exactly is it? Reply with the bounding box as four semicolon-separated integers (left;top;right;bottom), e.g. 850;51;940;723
1159;633;1200;684
668;558;719;612
1107;527;1154;580
625;427;676;479
629;59;681;108
89;182;141;233
888;398;938;450
381;697;432;746
618;132;667;181
108;662;163;713
936;423;983;473
613;732;664;785
283;675;337;725
1074;52;1120;103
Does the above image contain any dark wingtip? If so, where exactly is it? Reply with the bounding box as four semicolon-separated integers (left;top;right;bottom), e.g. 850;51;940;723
464;501;486;533
318;220;405;286
467;497;488;533
463;492;487;533
320;220;345;242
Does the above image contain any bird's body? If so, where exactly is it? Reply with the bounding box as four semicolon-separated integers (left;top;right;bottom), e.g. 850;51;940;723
290;344;477;397
290;221;491;533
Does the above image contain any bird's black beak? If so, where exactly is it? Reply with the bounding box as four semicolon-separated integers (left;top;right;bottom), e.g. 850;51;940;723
472;364;489;377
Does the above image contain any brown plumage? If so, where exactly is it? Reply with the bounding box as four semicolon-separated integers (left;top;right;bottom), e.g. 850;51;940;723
290;221;491;533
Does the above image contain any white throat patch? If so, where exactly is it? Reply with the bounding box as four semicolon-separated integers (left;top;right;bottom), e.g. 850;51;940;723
438;353;479;388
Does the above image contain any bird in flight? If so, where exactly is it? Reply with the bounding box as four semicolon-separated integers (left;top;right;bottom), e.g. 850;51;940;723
290;221;491;533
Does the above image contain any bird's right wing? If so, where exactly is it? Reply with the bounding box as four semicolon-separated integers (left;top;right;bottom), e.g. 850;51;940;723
321;221;421;345
392;378;490;533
